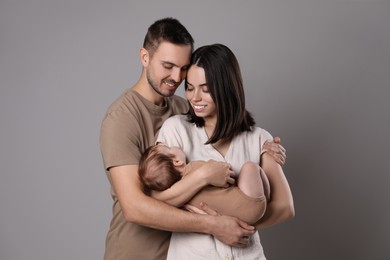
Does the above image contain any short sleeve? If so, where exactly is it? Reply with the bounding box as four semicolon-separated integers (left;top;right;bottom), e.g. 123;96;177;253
259;128;273;155
100;110;141;170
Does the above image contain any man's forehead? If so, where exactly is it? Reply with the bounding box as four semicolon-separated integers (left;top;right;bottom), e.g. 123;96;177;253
154;42;191;64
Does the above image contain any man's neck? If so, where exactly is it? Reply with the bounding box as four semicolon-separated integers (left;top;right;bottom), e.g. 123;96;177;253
132;78;165;106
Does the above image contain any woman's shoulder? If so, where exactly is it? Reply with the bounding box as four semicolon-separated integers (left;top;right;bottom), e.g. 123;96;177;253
163;114;191;127
165;114;187;122
159;115;194;137
250;126;273;141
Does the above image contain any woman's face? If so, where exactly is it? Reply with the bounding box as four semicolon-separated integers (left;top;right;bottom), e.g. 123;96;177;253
185;65;217;122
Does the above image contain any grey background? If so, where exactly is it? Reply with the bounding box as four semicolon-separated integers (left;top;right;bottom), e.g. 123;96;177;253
1;0;389;259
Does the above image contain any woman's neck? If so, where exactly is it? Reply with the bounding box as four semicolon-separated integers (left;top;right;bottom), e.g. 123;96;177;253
204;117;217;136
212;140;230;158
204;120;230;158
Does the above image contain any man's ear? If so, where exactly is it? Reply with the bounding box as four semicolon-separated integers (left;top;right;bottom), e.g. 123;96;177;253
140;48;149;66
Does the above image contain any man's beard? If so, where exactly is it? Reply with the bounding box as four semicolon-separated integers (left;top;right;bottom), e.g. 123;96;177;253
146;71;175;98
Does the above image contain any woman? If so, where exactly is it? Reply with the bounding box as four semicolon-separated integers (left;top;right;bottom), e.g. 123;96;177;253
157;43;294;259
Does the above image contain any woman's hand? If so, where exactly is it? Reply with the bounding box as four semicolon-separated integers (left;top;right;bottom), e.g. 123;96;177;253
199;160;237;188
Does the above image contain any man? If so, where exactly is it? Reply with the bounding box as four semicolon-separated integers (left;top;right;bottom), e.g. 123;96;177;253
100;17;286;260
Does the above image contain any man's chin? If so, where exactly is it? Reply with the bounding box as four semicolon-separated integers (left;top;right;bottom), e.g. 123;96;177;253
162;91;175;97
150;85;174;97
160;88;177;97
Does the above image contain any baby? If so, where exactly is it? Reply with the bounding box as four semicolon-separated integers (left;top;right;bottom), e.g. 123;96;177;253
138;143;271;224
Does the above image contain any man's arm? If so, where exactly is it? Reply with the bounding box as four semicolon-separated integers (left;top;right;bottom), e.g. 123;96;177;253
263;137;286;165
110;164;255;247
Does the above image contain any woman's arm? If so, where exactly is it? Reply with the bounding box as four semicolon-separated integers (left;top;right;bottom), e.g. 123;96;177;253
254;153;295;230
151;161;235;207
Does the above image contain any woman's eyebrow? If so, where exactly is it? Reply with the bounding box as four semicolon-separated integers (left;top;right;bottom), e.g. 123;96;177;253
186;81;207;87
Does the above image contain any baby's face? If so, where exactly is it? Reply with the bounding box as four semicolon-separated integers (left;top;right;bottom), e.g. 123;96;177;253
157;144;187;167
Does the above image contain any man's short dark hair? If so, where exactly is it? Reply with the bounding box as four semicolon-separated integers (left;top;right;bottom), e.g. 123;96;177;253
143;17;194;57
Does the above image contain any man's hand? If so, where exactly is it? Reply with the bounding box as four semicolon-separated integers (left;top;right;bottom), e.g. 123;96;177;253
262;136;286;166
185;202;255;247
210;215;255;247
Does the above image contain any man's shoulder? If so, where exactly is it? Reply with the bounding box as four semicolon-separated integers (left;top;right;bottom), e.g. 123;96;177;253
104;89;136;113
100;90;140;132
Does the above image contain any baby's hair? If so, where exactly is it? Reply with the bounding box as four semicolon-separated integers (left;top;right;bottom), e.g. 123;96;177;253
139;144;182;194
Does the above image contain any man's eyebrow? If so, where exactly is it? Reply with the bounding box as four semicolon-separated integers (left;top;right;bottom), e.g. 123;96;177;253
161;61;179;67
161;61;175;65
162;61;190;69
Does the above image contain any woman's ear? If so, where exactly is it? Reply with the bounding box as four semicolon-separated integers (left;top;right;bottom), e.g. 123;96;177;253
140;48;149;66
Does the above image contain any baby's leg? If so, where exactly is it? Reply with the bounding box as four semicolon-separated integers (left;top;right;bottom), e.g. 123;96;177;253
237;161;270;200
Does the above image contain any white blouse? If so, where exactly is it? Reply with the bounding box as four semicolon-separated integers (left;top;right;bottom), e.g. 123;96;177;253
157;115;273;260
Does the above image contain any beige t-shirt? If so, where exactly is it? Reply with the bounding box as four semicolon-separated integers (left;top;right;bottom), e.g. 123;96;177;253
100;89;188;260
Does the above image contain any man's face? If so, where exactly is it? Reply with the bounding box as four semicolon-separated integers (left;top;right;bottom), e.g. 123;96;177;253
145;41;192;97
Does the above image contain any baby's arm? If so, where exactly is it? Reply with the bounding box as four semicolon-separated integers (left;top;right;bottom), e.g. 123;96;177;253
151;161;235;207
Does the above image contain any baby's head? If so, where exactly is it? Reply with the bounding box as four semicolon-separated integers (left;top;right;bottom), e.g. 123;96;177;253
139;144;186;194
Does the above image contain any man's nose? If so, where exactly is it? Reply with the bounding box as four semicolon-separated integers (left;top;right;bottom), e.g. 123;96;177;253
171;68;181;83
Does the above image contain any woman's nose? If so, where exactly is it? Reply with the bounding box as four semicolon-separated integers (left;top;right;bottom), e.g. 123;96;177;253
192;89;202;101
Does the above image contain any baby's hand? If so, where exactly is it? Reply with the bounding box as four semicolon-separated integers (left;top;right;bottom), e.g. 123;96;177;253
201;160;236;187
